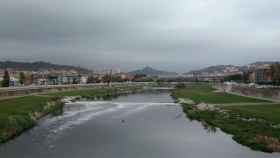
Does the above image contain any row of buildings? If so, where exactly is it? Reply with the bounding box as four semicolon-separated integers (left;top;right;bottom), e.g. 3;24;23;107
184;64;275;84
184;65;243;82
0;69;136;87
0;69;88;86
0;63;276;86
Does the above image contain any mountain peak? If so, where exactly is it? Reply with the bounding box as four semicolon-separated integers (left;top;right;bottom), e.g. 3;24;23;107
142;66;154;71
0;61;91;73
128;66;177;76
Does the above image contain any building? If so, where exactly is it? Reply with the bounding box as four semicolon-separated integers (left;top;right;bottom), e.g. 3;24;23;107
47;73;81;85
120;73;134;81
80;76;89;84
9;77;19;87
248;66;272;84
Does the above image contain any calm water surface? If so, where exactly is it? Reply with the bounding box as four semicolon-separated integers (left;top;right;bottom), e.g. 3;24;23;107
0;92;279;158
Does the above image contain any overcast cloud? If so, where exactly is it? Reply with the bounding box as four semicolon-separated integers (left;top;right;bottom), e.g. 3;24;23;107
0;0;280;72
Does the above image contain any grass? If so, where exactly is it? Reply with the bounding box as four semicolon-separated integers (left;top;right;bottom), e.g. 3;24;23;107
172;84;269;104
47;88;120;97
172;84;280;153
181;104;280;152
0;96;51;116
224;104;280;124
0;96;63;144
48;88;116;97
46;86;143;101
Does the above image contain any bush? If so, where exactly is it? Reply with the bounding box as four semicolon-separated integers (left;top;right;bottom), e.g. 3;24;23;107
175;83;186;89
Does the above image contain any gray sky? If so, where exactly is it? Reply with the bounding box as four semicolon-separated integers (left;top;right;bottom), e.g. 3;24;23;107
0;0;280;72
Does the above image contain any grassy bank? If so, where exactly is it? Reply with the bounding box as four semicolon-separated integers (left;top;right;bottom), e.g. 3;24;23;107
223;104;280;124
0;96;64;144
172;84;269;104
173;84;280;153
47;85;143;99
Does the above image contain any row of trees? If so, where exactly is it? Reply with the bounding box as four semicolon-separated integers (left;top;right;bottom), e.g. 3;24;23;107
86;75;129;84
2;70;10;87
1;70;29;87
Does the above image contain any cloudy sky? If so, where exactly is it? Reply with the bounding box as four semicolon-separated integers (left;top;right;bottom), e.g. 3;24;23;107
0;0;280;72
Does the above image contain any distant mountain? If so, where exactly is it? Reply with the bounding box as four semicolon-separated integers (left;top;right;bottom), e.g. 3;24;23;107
185;65;241;75
0;61;91;73
185;61;280;75
128;66;177;76
249;61;278;67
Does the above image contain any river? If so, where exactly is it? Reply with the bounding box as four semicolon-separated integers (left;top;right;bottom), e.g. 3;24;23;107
0;92;279;158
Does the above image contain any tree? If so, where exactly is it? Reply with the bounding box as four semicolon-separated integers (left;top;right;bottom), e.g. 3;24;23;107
87;75;102;83
102;74;111;83
19;72;26;85
111;75;123;82
2;70;10;87
30;74;34;85
224;74;243;82
271;63;280;85
134;74;146;79
242;71;250;83
175;83;186;89
72;77;79;84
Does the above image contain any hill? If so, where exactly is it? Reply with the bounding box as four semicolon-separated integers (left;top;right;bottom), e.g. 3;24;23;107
185;65;241;75
0;61;91;73
185;61;280;75
128;66;177;76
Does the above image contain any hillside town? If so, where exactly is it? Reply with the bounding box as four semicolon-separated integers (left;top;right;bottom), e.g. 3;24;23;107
0;61;280;87
184;62;280;84
0;68;137;87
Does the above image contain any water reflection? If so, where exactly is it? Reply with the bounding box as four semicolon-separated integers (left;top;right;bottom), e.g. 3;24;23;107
201;121;217;133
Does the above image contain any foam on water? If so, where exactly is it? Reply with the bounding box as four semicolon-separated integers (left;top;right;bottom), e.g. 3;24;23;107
37;100;179;147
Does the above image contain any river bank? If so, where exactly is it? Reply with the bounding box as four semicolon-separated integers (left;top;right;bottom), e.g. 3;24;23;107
0;85;144;145
0;96;64;144
172;84;280;153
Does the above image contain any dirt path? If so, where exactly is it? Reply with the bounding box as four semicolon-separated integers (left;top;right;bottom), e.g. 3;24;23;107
226;91;280;103
213;102;279;107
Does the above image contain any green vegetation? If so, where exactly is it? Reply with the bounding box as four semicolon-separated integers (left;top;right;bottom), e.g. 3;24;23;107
181;104;280;152
223;104;280;124
47;86;143;99
271;63;280;85
19;72;26;85
172;84;268;104
0;96;64;144
2;70;10;87
173;84;280;152
224;74;243;82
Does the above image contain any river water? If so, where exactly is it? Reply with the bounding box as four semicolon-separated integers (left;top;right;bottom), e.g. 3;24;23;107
0;92;279;158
